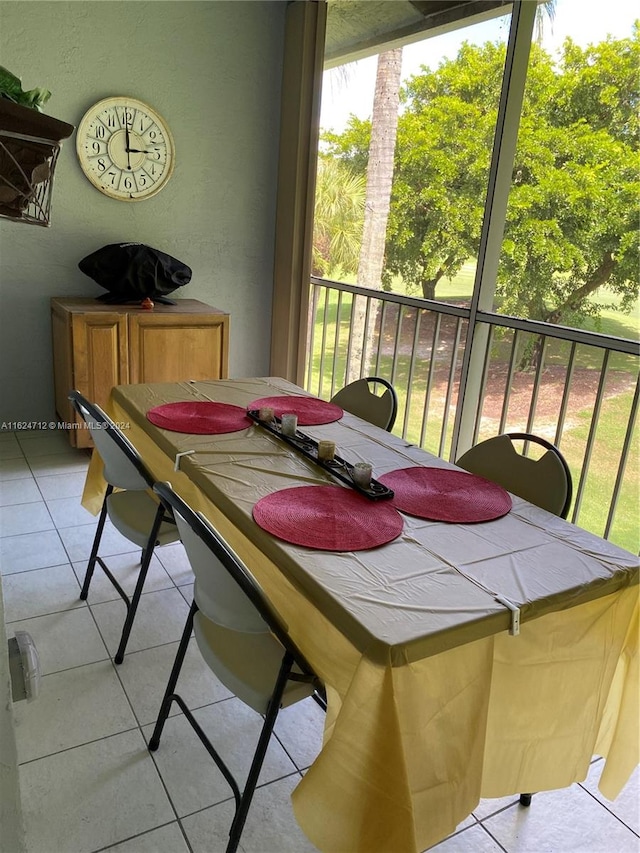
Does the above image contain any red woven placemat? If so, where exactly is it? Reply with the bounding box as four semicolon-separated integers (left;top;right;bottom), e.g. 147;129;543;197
146;401;252;434
253;485;403;551
378;467;512;523
247;395;343;426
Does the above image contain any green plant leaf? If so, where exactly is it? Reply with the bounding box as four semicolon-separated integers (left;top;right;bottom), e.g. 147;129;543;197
0;66;51;111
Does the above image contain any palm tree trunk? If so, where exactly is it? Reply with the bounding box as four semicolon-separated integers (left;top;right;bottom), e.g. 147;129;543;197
348;48;402;382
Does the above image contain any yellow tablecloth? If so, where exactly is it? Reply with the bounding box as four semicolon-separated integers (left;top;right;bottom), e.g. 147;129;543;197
82;378;639;853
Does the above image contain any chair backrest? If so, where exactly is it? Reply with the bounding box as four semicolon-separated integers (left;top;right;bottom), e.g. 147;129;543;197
68;390;152;491
456;432;573;519
153;483;311;662
330;376;398;432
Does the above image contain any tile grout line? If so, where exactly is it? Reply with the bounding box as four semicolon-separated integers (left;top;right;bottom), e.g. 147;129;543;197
17;724;145;768
475;816;512;853
91;818;191;853
577;782;640;839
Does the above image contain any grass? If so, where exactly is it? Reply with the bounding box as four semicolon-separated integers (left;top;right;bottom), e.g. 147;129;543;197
562;388;639;553
440;262;640;339
307;280;639;553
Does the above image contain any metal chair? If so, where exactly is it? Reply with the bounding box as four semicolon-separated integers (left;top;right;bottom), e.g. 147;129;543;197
456;431;573;807
148;482;322;853
68;391;179;664
456;432;572;520
330;376;398;432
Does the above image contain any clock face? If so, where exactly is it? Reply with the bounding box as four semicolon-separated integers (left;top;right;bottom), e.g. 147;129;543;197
76;97;174;201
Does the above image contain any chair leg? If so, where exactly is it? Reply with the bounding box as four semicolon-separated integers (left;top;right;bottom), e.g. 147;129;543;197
80;486;113;600
226;652;295;853
148;601;197;751
312;687;327;712
114;504;165;665
519;793;533;806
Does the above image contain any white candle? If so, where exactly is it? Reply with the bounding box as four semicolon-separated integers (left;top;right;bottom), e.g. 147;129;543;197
280;413;298;436
317;440;336;462
259;407;275;423
351;461;373;488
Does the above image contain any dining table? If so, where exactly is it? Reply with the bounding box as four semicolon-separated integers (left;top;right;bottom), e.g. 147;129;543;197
81;376;639;853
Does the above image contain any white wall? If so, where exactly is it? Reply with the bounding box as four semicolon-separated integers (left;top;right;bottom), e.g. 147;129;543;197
0;1;286;422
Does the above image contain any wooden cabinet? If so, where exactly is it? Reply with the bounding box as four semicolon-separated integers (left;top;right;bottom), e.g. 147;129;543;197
51;298;229;447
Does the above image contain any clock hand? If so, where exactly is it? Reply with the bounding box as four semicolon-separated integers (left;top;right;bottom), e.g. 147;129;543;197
126;147;156;154
124;125;132;170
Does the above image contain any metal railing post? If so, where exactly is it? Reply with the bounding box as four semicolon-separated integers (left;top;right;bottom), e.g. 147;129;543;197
450;0;537;461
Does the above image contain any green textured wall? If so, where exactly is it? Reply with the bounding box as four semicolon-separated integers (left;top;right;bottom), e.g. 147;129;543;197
0;1;286;421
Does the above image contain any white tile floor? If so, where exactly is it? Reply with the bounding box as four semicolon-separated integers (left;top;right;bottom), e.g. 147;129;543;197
1;428;638;853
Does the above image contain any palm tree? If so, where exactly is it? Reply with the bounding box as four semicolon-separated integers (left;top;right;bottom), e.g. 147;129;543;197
348;47;403;381
313;157;366;278
357;47;403;291
535;0;556;44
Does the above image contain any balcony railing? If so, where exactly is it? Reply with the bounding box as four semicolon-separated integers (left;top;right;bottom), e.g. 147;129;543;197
305;276;640;554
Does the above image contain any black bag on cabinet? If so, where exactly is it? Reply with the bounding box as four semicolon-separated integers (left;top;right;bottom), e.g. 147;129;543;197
78;242;192;305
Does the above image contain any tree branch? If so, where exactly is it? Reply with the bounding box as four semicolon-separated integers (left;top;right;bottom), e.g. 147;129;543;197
546;252;616;323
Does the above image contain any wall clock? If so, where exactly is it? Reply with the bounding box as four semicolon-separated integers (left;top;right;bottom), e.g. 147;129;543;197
76;96;174;201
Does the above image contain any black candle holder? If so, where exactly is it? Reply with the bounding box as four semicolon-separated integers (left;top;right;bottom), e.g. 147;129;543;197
246;410;394;501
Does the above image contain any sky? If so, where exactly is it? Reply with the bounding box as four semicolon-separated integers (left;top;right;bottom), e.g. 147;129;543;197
320;0;637;132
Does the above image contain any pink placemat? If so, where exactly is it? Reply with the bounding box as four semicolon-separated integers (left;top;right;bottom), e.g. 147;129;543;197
378;467;512;523
247;395;343;426
147;401;252;434
253;485;404;551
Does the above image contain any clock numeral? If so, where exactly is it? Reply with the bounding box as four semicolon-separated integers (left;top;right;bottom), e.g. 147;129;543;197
106;113;116;129
124;176;133;191
97;158;107;171
92;141;100;154
106;170;118;186
136;168;157;189
95;125;106;139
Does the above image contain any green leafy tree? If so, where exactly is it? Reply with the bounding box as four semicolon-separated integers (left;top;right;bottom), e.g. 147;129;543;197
386;41;504;299
326;41;505;300
325;27;640;326
499;29;639;325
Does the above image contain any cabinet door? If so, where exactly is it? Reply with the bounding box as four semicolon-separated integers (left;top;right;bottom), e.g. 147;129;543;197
128;313;229;384
72;313;129;447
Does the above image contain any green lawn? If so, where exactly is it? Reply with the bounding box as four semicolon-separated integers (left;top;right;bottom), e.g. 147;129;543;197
307;279;639;553
439;261;640;340
562;389;639;553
